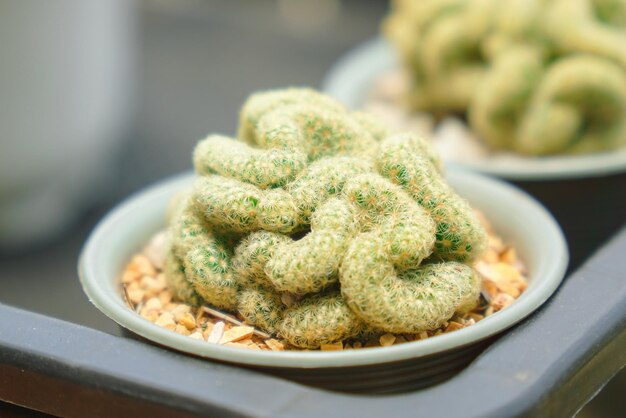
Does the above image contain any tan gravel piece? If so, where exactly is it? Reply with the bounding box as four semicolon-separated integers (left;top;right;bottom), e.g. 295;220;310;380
130;254;157;277
394;335;408;344
492;293;515;311
126;287;145;304
144;297;162;311
445;321;465;332
219;326;255;344
321;342;344;351
174;324;191;336
265;339;285;351
155;312;176;330
202;322;215;340
178;312;197;330
207;321;225;344
379;333;396;347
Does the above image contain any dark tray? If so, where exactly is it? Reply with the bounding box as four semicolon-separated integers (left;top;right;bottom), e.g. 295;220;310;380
2;226;625;417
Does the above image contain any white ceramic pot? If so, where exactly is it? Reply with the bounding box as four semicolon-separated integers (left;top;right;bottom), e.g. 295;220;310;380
79;170;568;392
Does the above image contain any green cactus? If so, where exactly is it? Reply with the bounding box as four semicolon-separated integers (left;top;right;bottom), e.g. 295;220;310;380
384;0;626;155
341;240;481;333
285;156;373;225
164;88;488;348
237;285;286;334
237;87;381;161
544;0;626;69
516;55;626;154
279;292;366;348
193;175;299;234
377;134;487;262
237;88;346;145
266;198;358;295
232;230;292;288
183;242;238;311
469;45;545;151
194;135;307;189
342;173;437;267
168;196;239;310
163;250;204;307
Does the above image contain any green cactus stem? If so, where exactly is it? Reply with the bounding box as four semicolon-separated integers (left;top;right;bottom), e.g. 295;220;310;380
517;55;626;154
265;198;358;295
237;285;286;334
279;292;366;348
377;134;487;262
194;135;307;189
341;235;481;333
164;88;489;348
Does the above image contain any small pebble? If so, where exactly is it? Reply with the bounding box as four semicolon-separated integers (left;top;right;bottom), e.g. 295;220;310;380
174;324;191;336
492;293;515;311
143;231;168;270
171;304;191;320
379;333;396;347
207;321;225;344
126;288;145;304
321;342;344;351
265;338;285;351
178;312;197;330
220;326;255;344
144;297;162;311
155;312;176;330
131;254;157;277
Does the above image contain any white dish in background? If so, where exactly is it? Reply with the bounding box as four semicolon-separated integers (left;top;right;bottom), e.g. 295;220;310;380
322;37;626;181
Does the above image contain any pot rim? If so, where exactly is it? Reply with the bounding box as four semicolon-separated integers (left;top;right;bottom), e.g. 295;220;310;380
321;37;626;181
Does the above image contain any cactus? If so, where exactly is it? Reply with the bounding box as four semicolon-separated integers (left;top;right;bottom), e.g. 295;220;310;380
165;88;487;348
285;156;373;225
279;292;367;349
232;230;292;288
377;133;487;262
168;196;239;310
194;135;307;189
237;285;286;334
384;0;626;155
341;237;481;333
516;56;626;154
163;250;204;307
265;198;358;295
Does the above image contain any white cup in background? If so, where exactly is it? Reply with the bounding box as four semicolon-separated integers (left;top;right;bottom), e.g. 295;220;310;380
0;0;137;249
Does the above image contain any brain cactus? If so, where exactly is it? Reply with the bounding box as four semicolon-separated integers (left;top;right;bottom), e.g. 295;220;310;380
165;88;487;348
384;0;626;155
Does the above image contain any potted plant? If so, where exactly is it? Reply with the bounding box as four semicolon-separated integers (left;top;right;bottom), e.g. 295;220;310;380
80;88;567;392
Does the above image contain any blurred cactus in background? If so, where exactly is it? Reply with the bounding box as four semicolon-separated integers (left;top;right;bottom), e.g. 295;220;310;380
165;88;486;348
384;0;626;155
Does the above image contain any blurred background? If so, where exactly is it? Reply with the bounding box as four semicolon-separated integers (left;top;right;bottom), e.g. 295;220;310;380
0;1;622;416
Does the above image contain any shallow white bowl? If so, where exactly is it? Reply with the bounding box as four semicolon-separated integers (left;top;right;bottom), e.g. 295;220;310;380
79;169;567;389
322;37;626;181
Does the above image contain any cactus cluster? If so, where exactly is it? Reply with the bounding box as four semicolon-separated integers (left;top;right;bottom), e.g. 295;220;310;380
384;0;626;155
165;88;487;348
